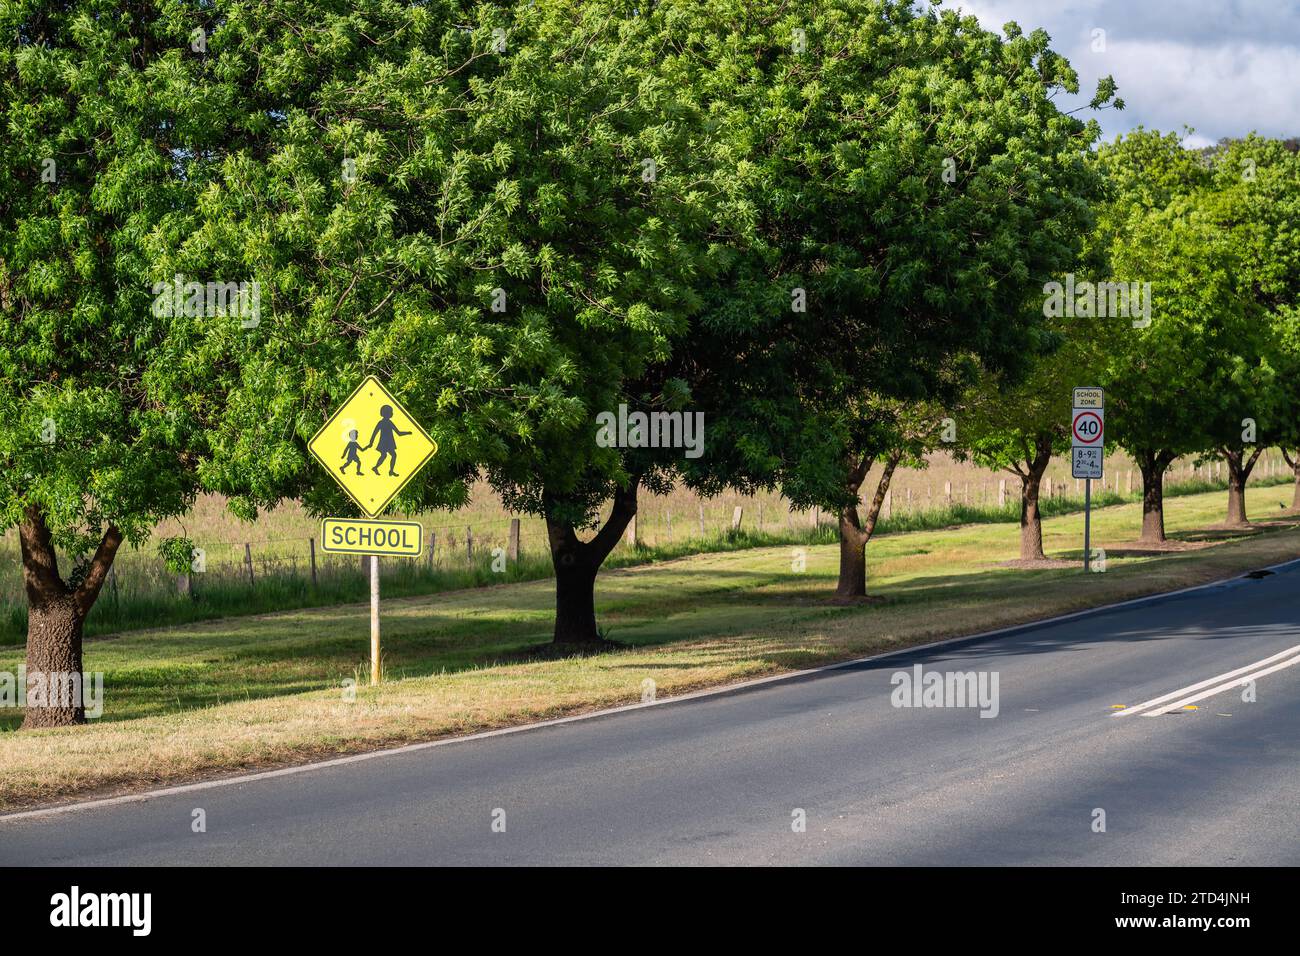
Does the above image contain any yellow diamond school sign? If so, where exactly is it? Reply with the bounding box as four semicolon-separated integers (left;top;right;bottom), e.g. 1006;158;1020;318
308;376;437;519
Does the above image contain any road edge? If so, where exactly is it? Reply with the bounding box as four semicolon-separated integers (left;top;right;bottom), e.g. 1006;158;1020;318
4;551;1297;823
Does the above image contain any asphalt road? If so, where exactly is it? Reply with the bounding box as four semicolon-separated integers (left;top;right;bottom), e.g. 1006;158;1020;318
4;563;1299;866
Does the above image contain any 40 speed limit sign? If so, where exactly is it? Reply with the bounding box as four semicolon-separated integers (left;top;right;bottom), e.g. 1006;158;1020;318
1071;387;1104;479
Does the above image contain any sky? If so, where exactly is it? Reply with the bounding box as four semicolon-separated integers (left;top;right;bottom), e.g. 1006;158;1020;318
946;0;1300;147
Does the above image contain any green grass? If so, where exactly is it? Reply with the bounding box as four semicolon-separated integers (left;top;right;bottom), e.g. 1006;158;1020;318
2;470;1289;646
1;481;1298;810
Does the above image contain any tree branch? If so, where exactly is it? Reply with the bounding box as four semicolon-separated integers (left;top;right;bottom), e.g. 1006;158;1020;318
17;506;67;606
587;474;641;566
74;525;124;618
861;451;902;541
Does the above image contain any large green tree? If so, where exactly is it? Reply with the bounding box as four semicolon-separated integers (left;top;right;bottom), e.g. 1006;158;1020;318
672;1;1117;597
1201;136;1300;521
956;319;1109;561
0;1;240;726
1096;130;1278;538
177;1;716;645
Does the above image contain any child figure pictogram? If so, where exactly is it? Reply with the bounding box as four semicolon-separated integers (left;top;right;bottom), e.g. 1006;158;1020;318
367;405;411;477
339;429;365;475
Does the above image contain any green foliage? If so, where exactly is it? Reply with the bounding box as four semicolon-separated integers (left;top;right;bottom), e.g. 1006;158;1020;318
1094;129;1286;463
156;536;197;575
672;0;1115;508
172;0;714;534
0;1;231;555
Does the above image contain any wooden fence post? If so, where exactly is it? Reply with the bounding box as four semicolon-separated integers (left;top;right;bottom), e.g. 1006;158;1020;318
731;505;743;532
466;525;474;559
309;537;318;587
625;514;638;547
882;489;892;521
244;543;254;587
998;479;1006;508
428;533;437;567
508;518;520;562
698;503;705;536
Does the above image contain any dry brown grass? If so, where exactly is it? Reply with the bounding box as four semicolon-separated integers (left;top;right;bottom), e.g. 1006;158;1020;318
2;481;1297;812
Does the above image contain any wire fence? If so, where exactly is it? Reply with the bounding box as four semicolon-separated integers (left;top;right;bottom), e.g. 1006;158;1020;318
0;452;1292;633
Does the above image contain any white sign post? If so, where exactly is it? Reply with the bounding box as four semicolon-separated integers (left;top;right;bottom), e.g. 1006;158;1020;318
1071;388;1104;572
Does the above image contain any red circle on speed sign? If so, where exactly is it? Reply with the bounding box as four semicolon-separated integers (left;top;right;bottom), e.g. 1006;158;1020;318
1073;411;1103;444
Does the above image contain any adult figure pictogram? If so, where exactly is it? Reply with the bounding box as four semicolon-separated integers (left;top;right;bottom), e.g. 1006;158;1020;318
367;405;411;477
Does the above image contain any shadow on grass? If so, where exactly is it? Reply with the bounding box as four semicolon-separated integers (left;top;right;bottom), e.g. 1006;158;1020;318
10;518;1297;730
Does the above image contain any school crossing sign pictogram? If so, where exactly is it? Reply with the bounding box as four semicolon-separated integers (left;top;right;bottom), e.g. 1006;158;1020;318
308;376;437;518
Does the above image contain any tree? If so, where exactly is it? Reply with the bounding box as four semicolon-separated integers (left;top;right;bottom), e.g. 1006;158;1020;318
1096;130;1277;537
178;1;715;645
829;399;940;598
0;1;235;726
1093;129;1203;543
672;1;1116;597
1202;137;1300;519
957;321;1107;560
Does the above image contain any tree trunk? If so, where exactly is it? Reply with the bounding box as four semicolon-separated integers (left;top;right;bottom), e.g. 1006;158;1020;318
1137;450;1173;544
835;453;873;599
1015;435;1053;561
834;451;900;599
836;511;868;598
544;477;639;644
22;595;86;727
552;556;600;644
1222;447;1261;526
1281;449;1300;510
17;506;122;729
1020;474;1045;560
1006;433;1056;561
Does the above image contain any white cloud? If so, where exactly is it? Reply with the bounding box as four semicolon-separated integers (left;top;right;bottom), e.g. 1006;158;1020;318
942;0;1300;142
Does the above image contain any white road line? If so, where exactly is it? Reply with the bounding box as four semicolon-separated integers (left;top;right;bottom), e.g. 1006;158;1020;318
1114;643;1300;717
5;556;1299;822
1141;654;1300;717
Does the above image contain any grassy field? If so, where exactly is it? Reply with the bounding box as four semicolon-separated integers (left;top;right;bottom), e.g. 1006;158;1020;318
2;449;1291;644
2;480;1298;811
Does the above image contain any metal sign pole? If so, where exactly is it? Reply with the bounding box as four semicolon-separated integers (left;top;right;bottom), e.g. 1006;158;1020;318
370;555;381;685
1084;479;1091;573
308;376;438;686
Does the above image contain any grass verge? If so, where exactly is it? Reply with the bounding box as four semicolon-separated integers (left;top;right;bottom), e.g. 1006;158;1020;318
3;471;1289;646
1;482;1297;812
